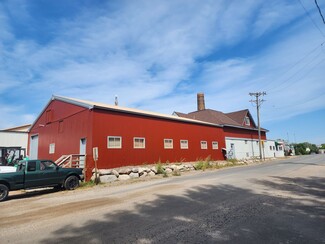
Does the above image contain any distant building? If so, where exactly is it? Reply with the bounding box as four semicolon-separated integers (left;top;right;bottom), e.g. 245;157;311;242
174;93;276;160
0;124;30;165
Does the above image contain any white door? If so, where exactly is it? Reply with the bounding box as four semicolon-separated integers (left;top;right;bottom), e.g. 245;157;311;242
79;138;86;168
29;135;39;159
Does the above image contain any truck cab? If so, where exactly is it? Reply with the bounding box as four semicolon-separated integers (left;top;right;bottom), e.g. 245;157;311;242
0;160;84;201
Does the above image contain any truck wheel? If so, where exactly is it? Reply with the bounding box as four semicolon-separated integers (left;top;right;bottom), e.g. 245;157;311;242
64;176;79;190
0;184;9;202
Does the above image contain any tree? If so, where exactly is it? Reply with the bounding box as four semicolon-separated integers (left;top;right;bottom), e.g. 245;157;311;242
293;142;319;155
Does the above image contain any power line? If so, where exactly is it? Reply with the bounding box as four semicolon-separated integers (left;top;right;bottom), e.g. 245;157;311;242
268;54;325;93
298;0;325;37
271;92;325;110
315;0;325;24
263;42;324;93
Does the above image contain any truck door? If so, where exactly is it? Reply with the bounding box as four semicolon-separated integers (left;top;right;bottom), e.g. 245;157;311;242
24;161;42;188
38;160;63;185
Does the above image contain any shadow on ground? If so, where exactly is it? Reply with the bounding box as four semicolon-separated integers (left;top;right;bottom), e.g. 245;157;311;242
41;176;325;244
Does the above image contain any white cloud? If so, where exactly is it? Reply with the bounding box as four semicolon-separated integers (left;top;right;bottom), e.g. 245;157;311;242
0;0;324;140
252;1;302;37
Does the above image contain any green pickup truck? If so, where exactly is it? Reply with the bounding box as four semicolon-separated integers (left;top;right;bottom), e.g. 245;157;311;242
0;159;84;202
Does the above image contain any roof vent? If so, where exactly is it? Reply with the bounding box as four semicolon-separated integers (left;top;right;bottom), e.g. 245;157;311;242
115;95;118;106
197;93;205;111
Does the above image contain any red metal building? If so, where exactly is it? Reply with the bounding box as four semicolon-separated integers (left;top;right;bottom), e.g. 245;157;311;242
28;96;226;180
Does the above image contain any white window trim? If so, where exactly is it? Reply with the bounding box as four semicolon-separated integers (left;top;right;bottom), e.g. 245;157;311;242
49;143;55;154
107;136;122;149
244;116;250;126
164;139;173;149
212;141;218;150
134;137;145;149
201;141;208;150
180;140;188;149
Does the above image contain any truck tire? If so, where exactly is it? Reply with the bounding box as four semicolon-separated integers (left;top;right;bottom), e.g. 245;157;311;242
64;176;79;190
0;184;9;202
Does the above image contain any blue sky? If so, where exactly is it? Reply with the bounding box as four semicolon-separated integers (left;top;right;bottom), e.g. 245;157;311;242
0;0;324;144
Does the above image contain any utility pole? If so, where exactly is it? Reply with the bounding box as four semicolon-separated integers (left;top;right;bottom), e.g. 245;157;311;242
249;92;266;160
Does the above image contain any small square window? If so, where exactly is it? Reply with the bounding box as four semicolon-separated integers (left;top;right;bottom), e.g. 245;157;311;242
164;139;173;149
201;141;207;149
49;143;55;154
134;137;145;149
107;136;122;149
180;140;188;149
212;141;218;150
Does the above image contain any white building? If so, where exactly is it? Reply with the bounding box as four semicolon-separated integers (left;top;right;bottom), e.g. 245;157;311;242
0;124;30;165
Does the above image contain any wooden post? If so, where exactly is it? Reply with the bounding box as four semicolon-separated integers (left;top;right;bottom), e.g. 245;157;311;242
93;147;99;185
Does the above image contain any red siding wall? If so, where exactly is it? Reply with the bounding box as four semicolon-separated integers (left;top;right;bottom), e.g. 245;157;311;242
223;126;267;140
28;99;267;181
28;100;93;165
92;109;225;170
28;100;226;180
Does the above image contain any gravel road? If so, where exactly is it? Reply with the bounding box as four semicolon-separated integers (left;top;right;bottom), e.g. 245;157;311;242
0;155;324;244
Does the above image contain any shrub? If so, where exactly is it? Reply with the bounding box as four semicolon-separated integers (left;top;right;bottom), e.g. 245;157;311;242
194;160;211;171
156;163;165;175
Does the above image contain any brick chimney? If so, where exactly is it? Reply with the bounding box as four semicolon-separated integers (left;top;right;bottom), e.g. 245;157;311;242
197;92;205;111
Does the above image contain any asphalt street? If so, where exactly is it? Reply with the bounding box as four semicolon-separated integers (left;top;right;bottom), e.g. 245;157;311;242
0;155;324;243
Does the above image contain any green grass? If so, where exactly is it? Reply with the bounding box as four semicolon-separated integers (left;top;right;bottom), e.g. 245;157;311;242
80;180;97;188
156;162;165;175
194;155;212;171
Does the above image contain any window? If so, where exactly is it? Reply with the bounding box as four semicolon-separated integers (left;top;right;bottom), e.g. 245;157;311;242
49;143;55;154
270;146;272;151
245;140;248;144
212;141;218;150
27;161;36;171
244;116;250;126
278;146;283;151
134;137;145;149
107;136;122;148
40;161;56;171
180;140;188;149
164;139;173;149
246;152;249;157
201;141;207;149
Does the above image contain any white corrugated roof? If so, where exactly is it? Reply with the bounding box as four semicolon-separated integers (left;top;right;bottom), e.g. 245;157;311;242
50;95;223;128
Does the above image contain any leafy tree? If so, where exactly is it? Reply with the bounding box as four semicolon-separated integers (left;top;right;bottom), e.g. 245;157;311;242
320;144;325;149
293;142;319;155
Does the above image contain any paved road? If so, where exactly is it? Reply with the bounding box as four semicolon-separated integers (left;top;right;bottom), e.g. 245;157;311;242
1;155;324;243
